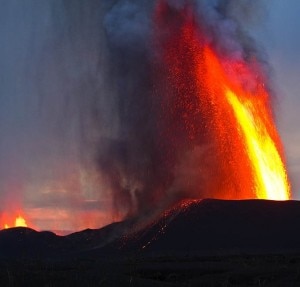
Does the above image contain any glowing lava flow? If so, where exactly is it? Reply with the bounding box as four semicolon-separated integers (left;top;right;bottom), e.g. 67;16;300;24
202;47;290;200
226;90;289;199
155;1;290;200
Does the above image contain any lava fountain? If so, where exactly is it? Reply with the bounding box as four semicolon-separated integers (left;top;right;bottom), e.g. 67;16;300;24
154;1;290;201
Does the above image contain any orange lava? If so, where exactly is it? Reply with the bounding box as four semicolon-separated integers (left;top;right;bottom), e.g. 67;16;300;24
200;47;290;200
155;1;290;200
2;214;28;229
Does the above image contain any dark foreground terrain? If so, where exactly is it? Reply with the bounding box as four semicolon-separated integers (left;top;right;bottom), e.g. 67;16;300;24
2;253;300;286
1;199;300;286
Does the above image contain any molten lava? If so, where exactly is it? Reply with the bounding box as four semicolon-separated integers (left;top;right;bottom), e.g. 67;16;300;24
155;1;290;200
226;90;289;200
2;215;28;229
201;46;290;200
14;215;27;227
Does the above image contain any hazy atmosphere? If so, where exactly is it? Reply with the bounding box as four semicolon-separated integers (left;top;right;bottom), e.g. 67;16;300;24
0;0;299;232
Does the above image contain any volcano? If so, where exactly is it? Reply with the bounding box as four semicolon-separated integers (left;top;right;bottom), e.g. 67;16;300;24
3;199;300;260
0;1;297;286
114;199;300;257
1;199;300;258
1;199;300;285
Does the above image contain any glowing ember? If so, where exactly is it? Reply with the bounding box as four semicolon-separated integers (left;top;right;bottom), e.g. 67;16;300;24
155;1;290;200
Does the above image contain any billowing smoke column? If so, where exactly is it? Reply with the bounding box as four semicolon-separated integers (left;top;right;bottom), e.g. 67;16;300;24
0;0;290;231
100;0;290;220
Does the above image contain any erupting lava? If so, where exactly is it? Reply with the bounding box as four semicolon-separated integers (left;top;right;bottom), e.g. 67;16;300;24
202;47;290;200
155;1;290;200
14;215;27;227
3;215;27;229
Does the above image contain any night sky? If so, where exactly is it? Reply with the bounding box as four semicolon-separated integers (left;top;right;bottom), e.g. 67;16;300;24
0;0;299;232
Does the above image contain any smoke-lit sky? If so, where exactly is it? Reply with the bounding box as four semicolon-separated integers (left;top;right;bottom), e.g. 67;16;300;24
0;0;299;232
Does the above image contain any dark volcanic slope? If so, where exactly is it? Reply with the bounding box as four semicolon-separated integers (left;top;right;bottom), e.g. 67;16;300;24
0;221;131;260
110;199;300;257
0;228;67;259
2;199;300;260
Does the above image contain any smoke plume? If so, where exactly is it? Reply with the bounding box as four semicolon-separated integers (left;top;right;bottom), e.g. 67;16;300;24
0;0;271;230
